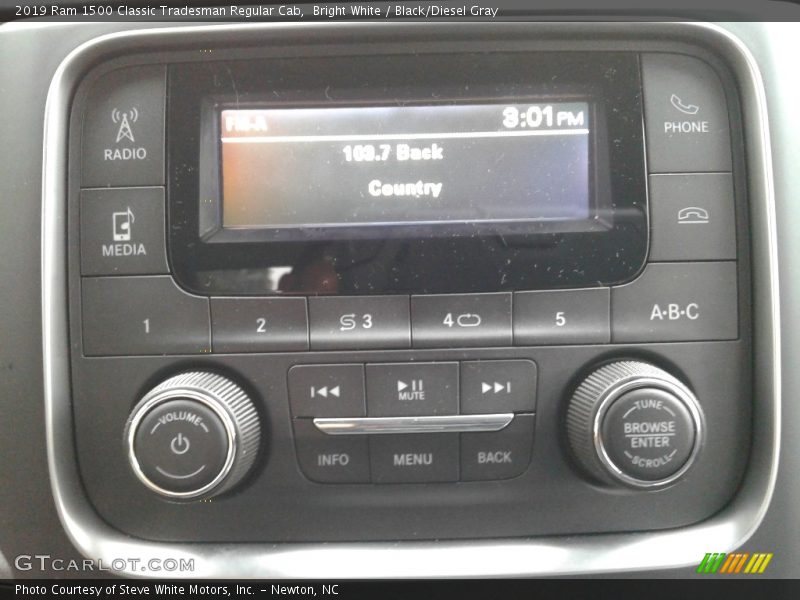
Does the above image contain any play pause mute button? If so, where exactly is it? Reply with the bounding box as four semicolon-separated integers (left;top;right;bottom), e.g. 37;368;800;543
367;362;458;417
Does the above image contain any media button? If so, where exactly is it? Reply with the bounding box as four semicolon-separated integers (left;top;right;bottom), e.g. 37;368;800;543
461;414;535;481
309;296;410;350
293;419;370;484
211;297;308;353
513;289;610;345
366;362;458;417
370;433;459;483
611;262;738;342
81;65;166;187
80;187;168;276
288;364;366;418
460;360;537;414
411;293;512;348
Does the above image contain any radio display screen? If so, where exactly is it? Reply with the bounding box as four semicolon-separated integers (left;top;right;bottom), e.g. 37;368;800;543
217;102;592;237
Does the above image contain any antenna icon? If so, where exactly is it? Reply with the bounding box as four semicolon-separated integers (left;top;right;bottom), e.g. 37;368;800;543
111;107;139;143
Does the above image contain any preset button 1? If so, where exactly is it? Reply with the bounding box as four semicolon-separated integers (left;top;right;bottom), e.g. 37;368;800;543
81;276;210;356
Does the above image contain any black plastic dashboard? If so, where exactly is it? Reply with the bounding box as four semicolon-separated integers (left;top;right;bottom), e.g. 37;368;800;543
1;17;798;581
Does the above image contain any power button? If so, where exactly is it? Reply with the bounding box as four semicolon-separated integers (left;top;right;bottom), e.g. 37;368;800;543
130;397;231;497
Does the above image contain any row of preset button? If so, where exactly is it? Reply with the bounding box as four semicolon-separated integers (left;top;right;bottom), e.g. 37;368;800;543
81;262;737;356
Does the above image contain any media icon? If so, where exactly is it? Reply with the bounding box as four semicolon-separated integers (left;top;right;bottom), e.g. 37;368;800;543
112;206;135;241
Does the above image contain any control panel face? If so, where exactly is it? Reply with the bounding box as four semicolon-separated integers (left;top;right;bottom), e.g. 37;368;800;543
65;34;752;544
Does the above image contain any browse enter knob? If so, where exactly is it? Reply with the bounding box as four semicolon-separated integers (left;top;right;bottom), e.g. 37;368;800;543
566;360;704;489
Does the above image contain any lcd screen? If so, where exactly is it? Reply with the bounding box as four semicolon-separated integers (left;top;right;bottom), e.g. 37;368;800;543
218;102;592;236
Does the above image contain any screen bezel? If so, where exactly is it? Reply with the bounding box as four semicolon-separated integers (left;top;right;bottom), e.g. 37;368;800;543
204;99;603;243
168;51;647;296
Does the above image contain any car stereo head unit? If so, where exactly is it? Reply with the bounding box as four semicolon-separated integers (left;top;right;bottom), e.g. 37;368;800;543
170;52;646;295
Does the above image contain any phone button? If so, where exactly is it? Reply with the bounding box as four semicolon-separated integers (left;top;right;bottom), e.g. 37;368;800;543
649;173;736;261
642;54;732;173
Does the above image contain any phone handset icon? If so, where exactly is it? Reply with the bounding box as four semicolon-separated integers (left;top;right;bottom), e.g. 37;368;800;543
677;207;710;224
670;94;700;116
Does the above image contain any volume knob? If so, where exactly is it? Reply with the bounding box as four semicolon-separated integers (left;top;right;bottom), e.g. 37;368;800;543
125;371;261;500
566;361;704;489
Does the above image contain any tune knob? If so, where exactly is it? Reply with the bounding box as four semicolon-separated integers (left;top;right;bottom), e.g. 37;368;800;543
125;371;261;500
566;361;704;489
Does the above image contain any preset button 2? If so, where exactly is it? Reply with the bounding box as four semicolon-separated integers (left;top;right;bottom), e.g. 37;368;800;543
211;297;308;352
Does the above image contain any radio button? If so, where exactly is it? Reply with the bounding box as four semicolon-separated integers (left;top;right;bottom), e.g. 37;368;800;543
513;289;610;345
309;296;410;350
460;360;537;415
289;364;366;418
293;419;370;484
366;362;458;417
82;276;211;356
411;293;512;348
211;297;308;353
81;65;165;187
461;414;535;481
80;187;168;276
370;433;459;483
641;54;732;173
611;262;738;343
649;173;736;262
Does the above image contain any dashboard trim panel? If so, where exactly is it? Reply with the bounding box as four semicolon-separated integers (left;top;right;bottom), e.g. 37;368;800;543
41;21;780;577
